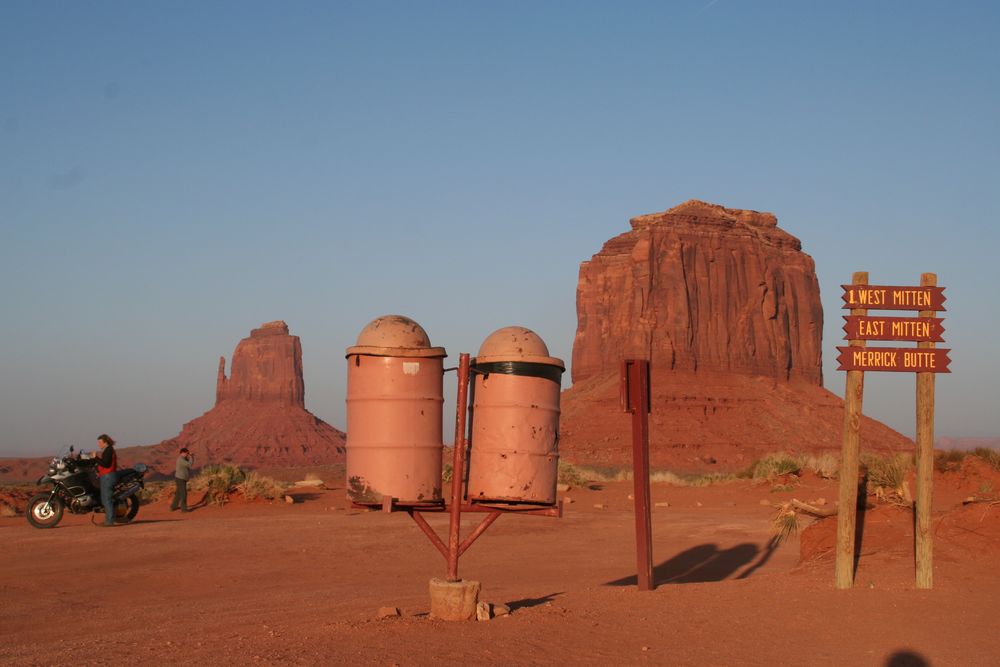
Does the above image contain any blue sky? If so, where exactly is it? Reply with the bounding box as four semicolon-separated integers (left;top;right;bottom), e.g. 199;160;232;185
2;1;998;456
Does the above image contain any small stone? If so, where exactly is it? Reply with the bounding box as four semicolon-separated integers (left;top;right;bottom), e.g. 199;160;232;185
284;495;295;504
628;494;635;500
556;483;571;492
593;504;606;509
563;497;575;504
492;603;511;617
695;501;703;507
814;498;827;506
376;606;401;619
654;502;670;508
294;479;325;488
476;601;492;621
642;646;650;652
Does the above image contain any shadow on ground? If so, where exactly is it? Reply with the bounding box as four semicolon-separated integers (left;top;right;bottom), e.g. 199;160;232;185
605;537;781;586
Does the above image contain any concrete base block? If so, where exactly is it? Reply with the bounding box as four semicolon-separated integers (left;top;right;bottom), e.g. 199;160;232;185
429;578;481;621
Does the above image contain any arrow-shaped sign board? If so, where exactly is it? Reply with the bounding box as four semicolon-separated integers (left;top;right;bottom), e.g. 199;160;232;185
842;316;945;342
842;285;946;311
836;347;951;373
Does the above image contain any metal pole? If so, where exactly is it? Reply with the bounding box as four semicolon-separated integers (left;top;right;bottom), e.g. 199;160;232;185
915;272;937;589
446;353;471;582
623;359;654;591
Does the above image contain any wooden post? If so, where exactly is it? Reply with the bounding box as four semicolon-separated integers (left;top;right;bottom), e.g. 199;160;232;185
915;273;936;589
836;271;868;589
622;359;653;591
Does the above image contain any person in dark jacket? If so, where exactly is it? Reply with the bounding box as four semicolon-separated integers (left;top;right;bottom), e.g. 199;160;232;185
94;434;118;526
170;448;195;512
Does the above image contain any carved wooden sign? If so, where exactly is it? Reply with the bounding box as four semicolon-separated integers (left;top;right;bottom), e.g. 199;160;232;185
841;285;946;311
836;346;951;373
842;316;945;342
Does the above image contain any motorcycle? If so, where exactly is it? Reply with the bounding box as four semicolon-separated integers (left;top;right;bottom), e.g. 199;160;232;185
26;447;148;529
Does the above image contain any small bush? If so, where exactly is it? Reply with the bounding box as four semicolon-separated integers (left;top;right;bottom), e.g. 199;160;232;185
237;472;287;501
137;481;170;505
558;461;591;486
862;453;912;492
804;453;839;479
191;464;246;506
743;453;802;481
935;449;966;473
972;448;1000;472
442;463;454;483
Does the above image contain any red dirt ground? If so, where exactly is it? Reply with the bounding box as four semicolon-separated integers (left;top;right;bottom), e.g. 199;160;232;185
3;466;1000;666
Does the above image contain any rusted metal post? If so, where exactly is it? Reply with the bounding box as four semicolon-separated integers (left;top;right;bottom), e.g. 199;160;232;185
915;273;937;589
836;271;868;589
622;359;653;591
447;353;471;582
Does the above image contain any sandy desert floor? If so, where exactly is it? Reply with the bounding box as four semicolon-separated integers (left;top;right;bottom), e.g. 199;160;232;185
3;474;1000;667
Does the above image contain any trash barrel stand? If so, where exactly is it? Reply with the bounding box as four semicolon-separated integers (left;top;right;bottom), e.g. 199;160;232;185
467;326;565;506
345;315;447;506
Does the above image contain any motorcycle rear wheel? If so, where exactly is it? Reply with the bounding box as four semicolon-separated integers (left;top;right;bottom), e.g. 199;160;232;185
113;496;140;524
26;494;64;529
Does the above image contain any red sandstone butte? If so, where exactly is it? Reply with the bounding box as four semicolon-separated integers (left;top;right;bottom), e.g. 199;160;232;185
561;200;914;471
146;321;345;471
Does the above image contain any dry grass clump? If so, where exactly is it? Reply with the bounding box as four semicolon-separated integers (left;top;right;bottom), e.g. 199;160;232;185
190;464;246;506
972;447;1000;471
803;453;839;479
557;462;735;487
0;502;17;517
935;449;966;473
771;505;799;545
190;465;287;505
742;453;802;482
136;481;170;505
862;453;913;505
236;472;287;501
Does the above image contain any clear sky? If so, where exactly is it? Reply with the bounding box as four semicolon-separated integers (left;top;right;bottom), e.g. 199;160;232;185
2;1;998;456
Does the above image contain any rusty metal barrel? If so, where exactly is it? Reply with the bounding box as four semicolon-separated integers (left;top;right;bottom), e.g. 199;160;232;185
467;326;565;505
345;315;447;505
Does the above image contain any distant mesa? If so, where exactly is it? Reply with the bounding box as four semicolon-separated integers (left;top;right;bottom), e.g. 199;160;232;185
560;199;914;471
143;320;345;471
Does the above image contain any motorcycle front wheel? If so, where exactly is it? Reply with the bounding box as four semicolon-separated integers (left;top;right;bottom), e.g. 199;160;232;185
26;494;64;529
113;496;140;524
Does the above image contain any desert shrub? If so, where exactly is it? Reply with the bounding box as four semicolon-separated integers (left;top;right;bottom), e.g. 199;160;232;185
136;481;170;505
771;504;799;546
770;483;796;493
743;453;802;481
649;470;737;487
557;461;590;486
862;453;912;491
972;448;1000;472
236;472;287;501
441;463;453;483
934;449;966;473
191;464;246;506
803;453;839;479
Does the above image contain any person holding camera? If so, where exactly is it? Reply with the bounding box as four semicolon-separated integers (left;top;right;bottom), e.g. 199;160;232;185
170;447;195;512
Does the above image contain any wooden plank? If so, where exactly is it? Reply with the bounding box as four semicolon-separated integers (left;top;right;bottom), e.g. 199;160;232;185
841;284;946;311
842;316;945;342
915;273;937;589
835;347;951;373
836;271;868;589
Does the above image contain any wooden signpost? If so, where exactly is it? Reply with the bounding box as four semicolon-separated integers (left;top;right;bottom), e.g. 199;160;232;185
835;273;949;590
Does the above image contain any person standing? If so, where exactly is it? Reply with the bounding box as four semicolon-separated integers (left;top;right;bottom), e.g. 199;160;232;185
95;434;118;527
171;447;195;512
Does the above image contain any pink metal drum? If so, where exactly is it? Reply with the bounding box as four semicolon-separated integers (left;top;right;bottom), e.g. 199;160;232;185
345;315;446;505
467;327;565;505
